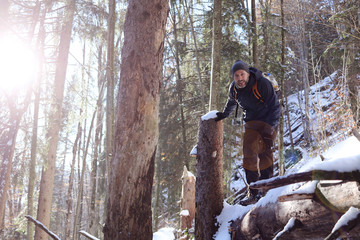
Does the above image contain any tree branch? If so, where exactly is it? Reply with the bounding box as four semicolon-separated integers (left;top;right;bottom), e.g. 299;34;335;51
79;230;100;240
324;207;360;240
25;215;61;240
250;170;360;191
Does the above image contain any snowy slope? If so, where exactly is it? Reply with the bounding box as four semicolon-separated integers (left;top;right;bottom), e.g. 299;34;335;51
153;72;360;239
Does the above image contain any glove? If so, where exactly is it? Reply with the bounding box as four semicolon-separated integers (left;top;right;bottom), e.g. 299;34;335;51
215;112;227;122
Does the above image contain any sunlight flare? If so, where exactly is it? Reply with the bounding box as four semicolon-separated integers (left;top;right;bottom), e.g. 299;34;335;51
0;34;38;93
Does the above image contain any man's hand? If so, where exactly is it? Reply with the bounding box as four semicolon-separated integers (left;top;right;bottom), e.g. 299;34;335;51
215;112;226;122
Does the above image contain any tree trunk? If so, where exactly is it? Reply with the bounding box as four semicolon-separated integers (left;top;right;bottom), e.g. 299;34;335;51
251;0;258;67
195;117;224;239
73;110;96;240
89;48;105;236
0;107;22;231
28;5;49;238
105;0;115;193
209;0;222;111
170;0;189;169
231;181;360;239
278;0;285;176
183;0;207;113
103;0;169;239
35;1;76;239
65;121;81;240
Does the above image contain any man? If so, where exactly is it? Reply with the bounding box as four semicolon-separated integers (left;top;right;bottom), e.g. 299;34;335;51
215;60;280;205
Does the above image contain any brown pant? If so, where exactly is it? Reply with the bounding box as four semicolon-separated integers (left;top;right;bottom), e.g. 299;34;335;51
243;120;278;172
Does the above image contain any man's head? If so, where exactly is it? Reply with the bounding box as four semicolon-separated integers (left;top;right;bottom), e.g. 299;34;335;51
231;60;250;88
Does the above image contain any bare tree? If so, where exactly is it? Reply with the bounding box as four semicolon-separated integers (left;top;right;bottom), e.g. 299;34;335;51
209;0;222;111
35;1;76;239
103;0;169;239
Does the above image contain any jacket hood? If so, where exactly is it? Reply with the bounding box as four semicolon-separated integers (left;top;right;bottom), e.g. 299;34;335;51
249;67;263;80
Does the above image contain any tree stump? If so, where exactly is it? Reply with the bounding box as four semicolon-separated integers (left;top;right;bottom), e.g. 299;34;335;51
180;166;196;231
195;116;224;239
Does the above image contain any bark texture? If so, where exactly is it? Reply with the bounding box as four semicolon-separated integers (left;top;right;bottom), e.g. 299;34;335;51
103;1;169;239
195;118;224;239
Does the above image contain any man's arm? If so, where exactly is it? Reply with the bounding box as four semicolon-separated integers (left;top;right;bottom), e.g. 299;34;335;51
215;82;237;121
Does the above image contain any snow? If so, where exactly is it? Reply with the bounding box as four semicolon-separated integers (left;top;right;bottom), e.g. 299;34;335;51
213;136;360;239
154;72;360;240
213;202;253;240
190;145;197;156
290;180;318;195
201;110;219;121
180;210;190;216
153;227;175;240
332;206;360;233
273;217;296;240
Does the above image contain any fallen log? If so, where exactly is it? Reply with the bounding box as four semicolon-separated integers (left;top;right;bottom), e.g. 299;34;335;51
250;169;360;191
230;181;360;239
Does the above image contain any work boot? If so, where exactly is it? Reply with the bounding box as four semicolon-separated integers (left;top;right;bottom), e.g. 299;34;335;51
239;194;257;206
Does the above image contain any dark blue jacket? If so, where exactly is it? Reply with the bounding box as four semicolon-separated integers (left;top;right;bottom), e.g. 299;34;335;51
222;67;280;127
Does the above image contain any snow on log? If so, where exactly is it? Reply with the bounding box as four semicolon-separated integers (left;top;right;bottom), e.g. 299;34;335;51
25;215;61;240
79;230;100;240
325;207;360;240
250;169;360;191
278;180;318;202
230;181;360;239
273;217;302;240
189;145;197;157
195;110;224;239
251;154;360;191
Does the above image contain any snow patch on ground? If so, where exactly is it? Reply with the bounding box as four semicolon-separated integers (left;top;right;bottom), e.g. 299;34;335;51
153;227;175;240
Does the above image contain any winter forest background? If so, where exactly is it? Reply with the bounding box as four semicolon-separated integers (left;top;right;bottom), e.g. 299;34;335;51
0;0;359;239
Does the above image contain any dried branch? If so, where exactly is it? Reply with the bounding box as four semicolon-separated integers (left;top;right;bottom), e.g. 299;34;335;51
324;207;360;240
79;230;100;240
352;129;360;142
25;215;61;240
250;170;360;191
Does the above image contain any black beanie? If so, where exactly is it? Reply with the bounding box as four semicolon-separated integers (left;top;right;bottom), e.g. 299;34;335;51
231;60;249;75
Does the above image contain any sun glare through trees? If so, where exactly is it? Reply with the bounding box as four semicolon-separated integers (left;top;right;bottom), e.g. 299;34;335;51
0;34;38;94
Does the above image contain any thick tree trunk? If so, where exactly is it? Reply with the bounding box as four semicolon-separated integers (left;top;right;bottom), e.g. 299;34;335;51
35;1;75;239
195;117;224;239
103;1;168;239
231;181;360;239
